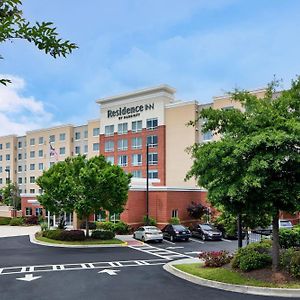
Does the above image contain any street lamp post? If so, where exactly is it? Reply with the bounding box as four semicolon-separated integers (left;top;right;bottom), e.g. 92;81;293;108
4;167;16;217
146;143;149;225
4;167;10;185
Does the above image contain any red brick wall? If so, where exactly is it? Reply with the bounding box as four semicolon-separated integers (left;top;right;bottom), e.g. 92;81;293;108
21;196;45;217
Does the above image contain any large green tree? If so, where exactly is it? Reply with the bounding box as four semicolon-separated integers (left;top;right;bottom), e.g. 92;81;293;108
187;78;300;271
0;0;77;85
36;155;131;236
0;182;21;209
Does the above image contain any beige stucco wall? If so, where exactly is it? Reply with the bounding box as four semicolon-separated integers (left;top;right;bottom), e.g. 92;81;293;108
165;102;198;187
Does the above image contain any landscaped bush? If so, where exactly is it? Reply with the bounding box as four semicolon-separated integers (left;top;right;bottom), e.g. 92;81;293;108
290;251;300;278
91;230;115;240
0;217;11;225
24;215;39;225
143;216;157;226
169;217;180;225
199;251;232;267
9;217;24;226
113;221;130;234
279;228;300;248
42;229;63;240
40;222;48;232
280;248;296;273
60;230;85;241
96;221;115;231
80;221;97;230
232;241;272;272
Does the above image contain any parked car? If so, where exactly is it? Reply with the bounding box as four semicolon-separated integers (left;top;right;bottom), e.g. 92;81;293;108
279;219;293;229
191;223;222;241
252;219;293;235
162;224;191;242
133;226;163;243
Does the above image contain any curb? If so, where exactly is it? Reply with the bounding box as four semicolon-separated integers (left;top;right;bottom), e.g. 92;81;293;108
30;234;128;248
163;259;300;298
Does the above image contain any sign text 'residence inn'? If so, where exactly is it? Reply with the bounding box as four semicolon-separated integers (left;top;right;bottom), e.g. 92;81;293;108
107;103;155;119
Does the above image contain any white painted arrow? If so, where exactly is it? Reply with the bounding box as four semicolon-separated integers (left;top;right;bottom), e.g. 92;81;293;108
166;246;184;250
98;269;120;276
16;274;41;282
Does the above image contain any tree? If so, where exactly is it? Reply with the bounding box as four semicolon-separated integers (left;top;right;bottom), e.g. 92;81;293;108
187;78;300;271
187;201;207;220
0;0;77;85
36;155;131;237
0;182;21;209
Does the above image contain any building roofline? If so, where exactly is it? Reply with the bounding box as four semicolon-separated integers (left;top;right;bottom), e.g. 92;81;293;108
165;100;198;109
213;88;267;101
26;124;75;134
96;84;176;104
0;134;17;139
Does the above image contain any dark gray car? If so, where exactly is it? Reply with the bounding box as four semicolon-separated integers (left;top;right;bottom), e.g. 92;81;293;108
191;223;222;241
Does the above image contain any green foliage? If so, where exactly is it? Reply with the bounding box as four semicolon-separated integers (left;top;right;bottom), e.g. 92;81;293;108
143;216;157;226
0;0;77;84
91;230;115;240
96;221;115;231
169;217;180;225
280;248;296;273
187;201;207;219
199;251;232;267
9;217;24;226
0;217;11;225
232;241;272;271
113;221;130;234
40;222;48;232
0;183;21;209
290;251;300;278
279;228;300;248
42;229;62;240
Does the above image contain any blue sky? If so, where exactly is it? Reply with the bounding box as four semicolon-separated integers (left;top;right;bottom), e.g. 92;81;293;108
1;0;300;135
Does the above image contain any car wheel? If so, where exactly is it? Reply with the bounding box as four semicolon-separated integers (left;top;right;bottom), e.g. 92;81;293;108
133;234;136;239
202;234;206;241
170;235;174;242
142;236;145;242
185;238;189;242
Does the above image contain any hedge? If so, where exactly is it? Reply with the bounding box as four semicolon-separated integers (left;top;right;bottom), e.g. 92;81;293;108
0;217;11;225
91;230;115;240
9;218;24;226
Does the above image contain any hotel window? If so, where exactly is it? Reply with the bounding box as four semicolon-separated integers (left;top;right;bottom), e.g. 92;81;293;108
38;189;43;194
222;106;234;110
35;208;43;216
93;143;99;151
49;135;55;143
132;120;142;133
0;155;2;161
6;142;10;149
30;138;35;146
117;139;128;151
131;137;142;149
18;177;22;184
171;209;178;218
60;147;66;155
148;170;158;179
18;153;22;160
148;153;158;165
18;165;22;172
109;213;120;222
132;170;142;178
93;128;100;137
0;166;2;173
30;164;35;171
50;162;55;167
104;140;114;152
75;146;80;154
0;178;2;184
118;123;128;135
118;155;128;167
30;151;35;158
95;210;106;222
0;143;2;150
106;156;114;165
25;207;32;216
203;131;212;141
146;118;158;130
39;163;44;170
38;149;43;157
30;176;35;183
75;132;81;140
30;189;35;194
132;154;142;166
147;135;158;147
105;125;114;137
39;137;44;144
6;154;10;161
84;130;88;139
59;133;66;141
18;141;22;148
84;145;88;153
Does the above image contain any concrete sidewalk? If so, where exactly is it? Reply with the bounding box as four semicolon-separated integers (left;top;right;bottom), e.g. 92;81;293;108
0;225;40;238
116;234;144;246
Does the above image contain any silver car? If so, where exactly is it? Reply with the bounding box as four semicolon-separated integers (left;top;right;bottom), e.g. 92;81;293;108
133;226;163;243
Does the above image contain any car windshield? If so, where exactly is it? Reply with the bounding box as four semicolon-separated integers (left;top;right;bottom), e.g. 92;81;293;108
201;224;215;230
173;225;186;230
145;226;160;232
280;221;292;227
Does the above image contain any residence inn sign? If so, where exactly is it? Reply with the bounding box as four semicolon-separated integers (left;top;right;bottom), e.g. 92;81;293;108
107;103;155;120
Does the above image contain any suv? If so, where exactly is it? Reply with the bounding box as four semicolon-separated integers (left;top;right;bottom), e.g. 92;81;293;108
252;219;293;235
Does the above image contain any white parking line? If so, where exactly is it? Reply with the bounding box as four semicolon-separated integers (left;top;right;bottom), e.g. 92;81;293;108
190;238;204;244
162;239;176;245
221;239;232;243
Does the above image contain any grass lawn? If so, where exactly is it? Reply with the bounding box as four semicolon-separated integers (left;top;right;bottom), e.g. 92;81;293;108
175;264;300;289
35;234;124;245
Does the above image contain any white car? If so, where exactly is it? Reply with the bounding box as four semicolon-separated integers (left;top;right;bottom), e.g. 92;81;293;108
133;226;163;243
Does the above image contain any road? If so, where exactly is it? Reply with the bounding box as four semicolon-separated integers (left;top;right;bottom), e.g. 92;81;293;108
0;235;290;300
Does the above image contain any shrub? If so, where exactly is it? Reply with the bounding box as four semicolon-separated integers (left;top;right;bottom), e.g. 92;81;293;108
42;229;63;240
290;251;300;278
0;217;11;225
143;216;157;226
38;215;45;224
96;221;115;231
199;251;232;267
280;248;296;273
113;221;130;235
40;222;48;232
25;215;39;225
279;228;300;248
60;230;85;241
91;230;115;240
232;241;272;271
169;217;180;225
9;217;24;226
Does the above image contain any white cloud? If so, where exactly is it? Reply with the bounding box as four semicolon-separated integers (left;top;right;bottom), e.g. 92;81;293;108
0;74;54;136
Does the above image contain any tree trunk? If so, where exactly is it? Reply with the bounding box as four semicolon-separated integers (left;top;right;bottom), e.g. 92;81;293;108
272;211;280;272
237;214;243;248
85;217;89;238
